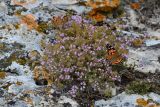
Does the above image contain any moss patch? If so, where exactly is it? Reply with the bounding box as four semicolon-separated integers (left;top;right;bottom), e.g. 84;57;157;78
126;80;151;95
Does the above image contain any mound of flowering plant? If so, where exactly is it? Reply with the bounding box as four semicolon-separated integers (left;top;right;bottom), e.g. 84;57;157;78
42;15;128;106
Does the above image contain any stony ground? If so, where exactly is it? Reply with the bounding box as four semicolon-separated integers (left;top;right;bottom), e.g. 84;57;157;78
0;0;160;107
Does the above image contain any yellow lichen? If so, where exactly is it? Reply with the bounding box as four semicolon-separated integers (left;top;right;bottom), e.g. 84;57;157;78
0;43;5;50
132;39;144;47
16;81;23;86
2;83;12;90
13;23;20;29
36;22;49;33
16;58;27;65
0;72;6;79
22;90;34;94
23;97;33;105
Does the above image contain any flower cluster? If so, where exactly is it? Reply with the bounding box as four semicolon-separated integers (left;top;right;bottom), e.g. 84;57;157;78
42;15;130;105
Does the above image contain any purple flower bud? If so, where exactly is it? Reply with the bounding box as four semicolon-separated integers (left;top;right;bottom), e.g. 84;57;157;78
60;33;65;37
96;47;101;50
60;46;65;49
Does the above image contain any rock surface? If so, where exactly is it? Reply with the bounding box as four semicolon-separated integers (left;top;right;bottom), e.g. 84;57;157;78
0;0;160;107
95;92;160;107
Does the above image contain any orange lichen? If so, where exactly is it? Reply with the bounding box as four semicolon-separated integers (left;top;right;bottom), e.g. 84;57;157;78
139;0;144;3
86;0;120;9
20;14;38;30
130;2;141;10
136;98;149;107
88;10;105;22
136;98;160;107
85;0;120;21
12;0;36;6
130;0;144;10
